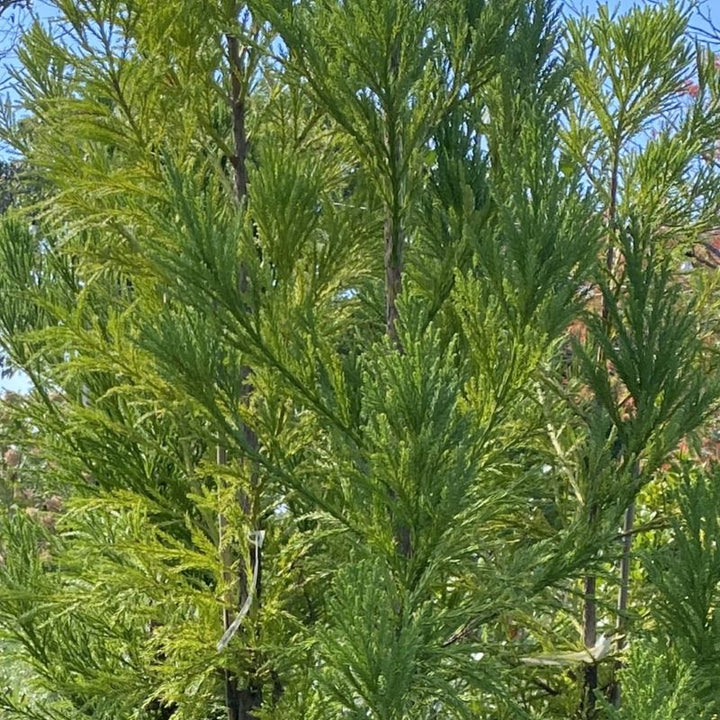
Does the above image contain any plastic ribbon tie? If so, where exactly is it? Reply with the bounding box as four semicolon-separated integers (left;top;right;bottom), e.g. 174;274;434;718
216;529;265;653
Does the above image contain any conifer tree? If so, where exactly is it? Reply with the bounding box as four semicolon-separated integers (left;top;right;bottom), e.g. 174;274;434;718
560;3;720;714
0;1;719;719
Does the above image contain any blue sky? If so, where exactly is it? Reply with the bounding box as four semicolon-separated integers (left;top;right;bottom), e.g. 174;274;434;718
0;0;718;394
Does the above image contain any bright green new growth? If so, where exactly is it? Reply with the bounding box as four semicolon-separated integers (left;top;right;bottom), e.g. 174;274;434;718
0;1;719;719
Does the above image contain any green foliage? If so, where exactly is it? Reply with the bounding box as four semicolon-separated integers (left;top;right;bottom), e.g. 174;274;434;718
643;465;720;713
598;641;702;720
0;1;719;719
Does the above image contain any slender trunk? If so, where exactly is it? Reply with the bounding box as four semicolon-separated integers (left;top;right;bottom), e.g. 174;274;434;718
602;142;620;319
608;500;635;707
220;21;262;720
219;443;241;720
227;33;248;202
581;573;598;717
581;481;603;718
582;135;622;717
384;210;403;348
383;174;404;367
602;137;632;712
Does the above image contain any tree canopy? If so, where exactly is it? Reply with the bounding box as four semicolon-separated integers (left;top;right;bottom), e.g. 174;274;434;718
1;1;720;719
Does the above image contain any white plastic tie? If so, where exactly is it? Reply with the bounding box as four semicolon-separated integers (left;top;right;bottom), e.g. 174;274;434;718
216;529;265;652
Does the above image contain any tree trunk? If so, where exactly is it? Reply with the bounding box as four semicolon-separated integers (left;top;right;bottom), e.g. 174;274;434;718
581;573;598;718
220;20;263;720
608;500;635;708
384;210;403;349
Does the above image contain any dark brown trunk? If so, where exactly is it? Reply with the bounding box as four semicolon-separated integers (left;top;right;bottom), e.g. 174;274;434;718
384;212;403;349
221;20;262;720
227;33;248;202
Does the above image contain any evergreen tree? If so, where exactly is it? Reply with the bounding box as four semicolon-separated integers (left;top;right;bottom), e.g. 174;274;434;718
0;1;719;719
